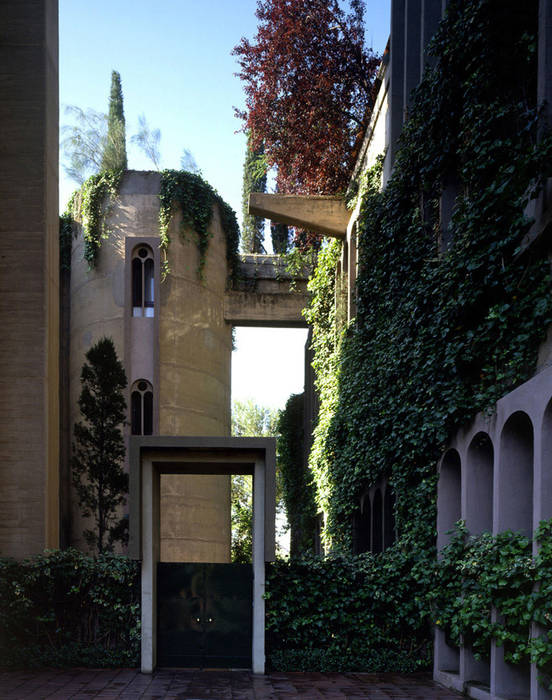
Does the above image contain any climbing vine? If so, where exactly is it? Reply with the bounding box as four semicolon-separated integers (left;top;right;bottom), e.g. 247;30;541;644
159;169;240;281
300;0;552;671
277;393;317;557
432;521;552;687
77;169;124;267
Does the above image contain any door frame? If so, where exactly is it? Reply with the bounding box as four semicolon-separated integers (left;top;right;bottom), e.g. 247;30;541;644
128;436;276;675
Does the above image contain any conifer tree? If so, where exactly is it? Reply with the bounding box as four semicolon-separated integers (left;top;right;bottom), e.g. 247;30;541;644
101;70;127;171
72;337;128;554
241;132;267;253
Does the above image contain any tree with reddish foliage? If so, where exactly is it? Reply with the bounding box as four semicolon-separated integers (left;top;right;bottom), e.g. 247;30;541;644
233;0;380;200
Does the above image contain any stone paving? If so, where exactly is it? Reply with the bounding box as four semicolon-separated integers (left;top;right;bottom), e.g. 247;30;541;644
0;669;463;699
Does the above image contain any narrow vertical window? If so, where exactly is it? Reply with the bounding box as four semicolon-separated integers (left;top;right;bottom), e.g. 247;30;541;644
132;246;155;317
131;379;154;435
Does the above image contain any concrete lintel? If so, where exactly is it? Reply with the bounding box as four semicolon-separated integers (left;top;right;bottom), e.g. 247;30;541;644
249;193;349;238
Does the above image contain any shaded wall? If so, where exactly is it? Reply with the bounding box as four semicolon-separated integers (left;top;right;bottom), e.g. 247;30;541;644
0;0;59;557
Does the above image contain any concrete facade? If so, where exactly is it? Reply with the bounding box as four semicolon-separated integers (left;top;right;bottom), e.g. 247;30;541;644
68;171;234;562
128;436;276;674
0;0;59;558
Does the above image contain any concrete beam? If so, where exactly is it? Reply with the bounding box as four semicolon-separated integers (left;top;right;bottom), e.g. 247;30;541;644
249;193;349;238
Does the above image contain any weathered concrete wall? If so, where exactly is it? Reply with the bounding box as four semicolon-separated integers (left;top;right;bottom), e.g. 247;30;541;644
159;198;232;563
0;0;59;558
225;254;309;327
69;172;232;561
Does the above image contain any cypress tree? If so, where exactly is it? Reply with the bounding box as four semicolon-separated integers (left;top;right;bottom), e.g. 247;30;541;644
72;337;128;553
101;70;127;171
240;132;267;253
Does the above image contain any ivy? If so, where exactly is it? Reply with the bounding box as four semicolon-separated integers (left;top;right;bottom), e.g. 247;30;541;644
432;522;552;688
59;191;77;272
0;549;140;668
277;393;317;556
77;169;124;268
159;169;240;281
301;0;552;673
266;549;433;672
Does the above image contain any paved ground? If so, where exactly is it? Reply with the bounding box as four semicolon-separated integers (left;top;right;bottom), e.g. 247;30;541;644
0;669;463;699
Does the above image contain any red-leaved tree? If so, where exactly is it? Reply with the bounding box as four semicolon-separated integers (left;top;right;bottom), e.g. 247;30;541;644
233;0;380;199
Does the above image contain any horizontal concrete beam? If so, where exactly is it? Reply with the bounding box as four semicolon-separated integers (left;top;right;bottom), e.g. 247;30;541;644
249;193;349;238
224;290;309;327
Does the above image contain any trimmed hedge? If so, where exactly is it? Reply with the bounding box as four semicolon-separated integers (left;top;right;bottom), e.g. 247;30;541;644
0;549;140;668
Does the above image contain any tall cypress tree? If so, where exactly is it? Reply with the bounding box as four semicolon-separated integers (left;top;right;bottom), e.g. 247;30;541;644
241;132;267;253
72;337;128;553
101;70;127;171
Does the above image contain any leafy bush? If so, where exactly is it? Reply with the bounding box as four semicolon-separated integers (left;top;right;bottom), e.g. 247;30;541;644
265;549;434;672
0;549;140;668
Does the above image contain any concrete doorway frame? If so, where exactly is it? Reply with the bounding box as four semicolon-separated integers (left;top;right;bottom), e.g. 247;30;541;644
128;436;276;674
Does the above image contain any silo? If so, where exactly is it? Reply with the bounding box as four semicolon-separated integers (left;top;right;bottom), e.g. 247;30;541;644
69;171;232;561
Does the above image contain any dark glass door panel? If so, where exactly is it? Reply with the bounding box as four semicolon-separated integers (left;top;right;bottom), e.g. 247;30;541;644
157;563;252;668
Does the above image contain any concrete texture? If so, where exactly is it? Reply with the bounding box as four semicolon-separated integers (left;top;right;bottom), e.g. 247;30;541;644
0;669;464;699
435;364;552;699
69;172;233;561
0;0;60;558
225;254;309;327
128;436;276;674
249;193;349;238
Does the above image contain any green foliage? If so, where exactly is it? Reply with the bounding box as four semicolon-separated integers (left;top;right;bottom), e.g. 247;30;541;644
277;393;317;557
307;0;552;545
101;70;127;172
0;549;139;668
231;400;280;562
59;193;77;273
432;522;552;688
271;221;289;255
73;168;124;268
241;132;267;253
72;338;128;554
300;0;552;672
159;169;240;281
266;550;433;672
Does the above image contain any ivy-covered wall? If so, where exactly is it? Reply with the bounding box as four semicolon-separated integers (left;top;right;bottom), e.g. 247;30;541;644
292;0;552;674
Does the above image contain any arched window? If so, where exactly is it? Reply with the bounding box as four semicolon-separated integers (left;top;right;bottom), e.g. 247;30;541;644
383;487;396;550
372;489;383;554
132;245;154;317
131;379;153;435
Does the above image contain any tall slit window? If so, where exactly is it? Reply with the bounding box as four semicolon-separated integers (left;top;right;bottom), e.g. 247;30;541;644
132;246;154;317
131;380;153;435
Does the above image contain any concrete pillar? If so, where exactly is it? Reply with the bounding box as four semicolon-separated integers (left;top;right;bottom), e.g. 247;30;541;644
252;459;266;674
385;0;406;182
0;0;60;557
421;0;442;72
403;0;422;115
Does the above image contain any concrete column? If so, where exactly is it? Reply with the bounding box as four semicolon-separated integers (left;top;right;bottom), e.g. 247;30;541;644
0;0;60;557
385;0;406;182
141;459;159;674
421;0;442;72
403;0;422;115
252;459;266;674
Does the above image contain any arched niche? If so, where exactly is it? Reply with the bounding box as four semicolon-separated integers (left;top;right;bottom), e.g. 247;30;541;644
383;486;396;550
498;411;533;537
465;432;493;535
372;489;383;554
437;449;461;553
540;398;552;522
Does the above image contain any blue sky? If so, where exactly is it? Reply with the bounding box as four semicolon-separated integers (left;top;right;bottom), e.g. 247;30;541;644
59;0;392;411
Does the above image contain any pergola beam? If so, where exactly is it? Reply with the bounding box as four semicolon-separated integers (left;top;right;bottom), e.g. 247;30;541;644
249;193;349;238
